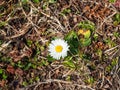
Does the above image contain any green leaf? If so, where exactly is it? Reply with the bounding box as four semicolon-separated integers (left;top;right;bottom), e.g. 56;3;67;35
69;43;79;54
113;21;119;26
31;64;37;69
113;13;120;26
61;8;71;15
63;61;75;68
66;76;71;81
22;0;28;4
49;0;56;4
16;61;24;68
113;32;119;37
32;0;40;3
0;21;7;27
80;38;91;46
115;13;120;21
47;55;55;62
65;31;79;54
0;69;3;74
24;63;32;70
106;65;112;72
26;39;33;47
82;54;91;60
22;81;28;86
2;74;7;80
35;76;40;81
78;21;95;31
93;33;98;40
84;30;91;38
97;49;102;59
109;0;116;3
111;59;118;66
41;60;49;66
65;30;78;40
0;40;3;45
87;77;94;84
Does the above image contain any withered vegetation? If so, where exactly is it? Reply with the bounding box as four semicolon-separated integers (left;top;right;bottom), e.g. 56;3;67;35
0;0;120;90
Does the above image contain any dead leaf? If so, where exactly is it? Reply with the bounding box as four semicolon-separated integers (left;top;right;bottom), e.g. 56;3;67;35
22;47;32;58
83;6;90;12
114;0;120;8
15;68;23;76
7;65;15;74
0;80;5;87
8;48;21;62
95;42;105;50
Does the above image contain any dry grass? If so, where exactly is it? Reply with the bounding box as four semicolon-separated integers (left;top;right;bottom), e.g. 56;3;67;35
0;0;120;90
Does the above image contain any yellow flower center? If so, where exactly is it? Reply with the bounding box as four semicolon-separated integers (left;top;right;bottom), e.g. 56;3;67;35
55;45;63;53
78;29;84;35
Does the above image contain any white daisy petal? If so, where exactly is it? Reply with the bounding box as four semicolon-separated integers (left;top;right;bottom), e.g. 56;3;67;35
48;39;69;60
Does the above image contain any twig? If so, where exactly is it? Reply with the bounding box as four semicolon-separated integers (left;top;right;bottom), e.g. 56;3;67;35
104;45;120;59
96;12;117;35
21;79;95;90
5;23;31;39
22;79;72;90
73;84;95;90
0;41;11;52
104;45;119;54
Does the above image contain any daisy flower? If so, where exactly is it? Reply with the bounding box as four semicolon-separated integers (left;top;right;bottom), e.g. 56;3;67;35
48;39;69;60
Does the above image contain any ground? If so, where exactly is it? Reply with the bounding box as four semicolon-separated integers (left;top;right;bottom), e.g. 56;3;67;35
0;0;120;90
